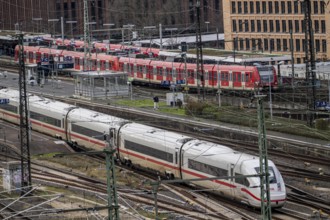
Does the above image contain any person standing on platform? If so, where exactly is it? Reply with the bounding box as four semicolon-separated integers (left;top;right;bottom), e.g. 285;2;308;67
153;96;159;110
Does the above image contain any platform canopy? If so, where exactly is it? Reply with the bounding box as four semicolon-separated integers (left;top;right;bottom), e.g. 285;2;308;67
71;71;129;100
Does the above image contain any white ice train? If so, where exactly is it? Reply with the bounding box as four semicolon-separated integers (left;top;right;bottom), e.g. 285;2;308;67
0;88;286;208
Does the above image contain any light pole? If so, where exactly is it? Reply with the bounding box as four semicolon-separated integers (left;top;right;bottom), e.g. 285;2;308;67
165;28;178;50
103;23;115;51
205;21;210;33
144;26;156;49
269;73;273;120
66;20;77;39
48;19;59;38
32;18;42;33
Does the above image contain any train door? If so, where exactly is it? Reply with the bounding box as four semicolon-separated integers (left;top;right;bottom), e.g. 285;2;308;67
166;67;173;82
28;52;34;63
136;65;143;79
220;71;229;89
74;57;80;70
208;70;217;87
156;66;163;81
233;72;242;89
187;69;195;85
244;72;253;89
105;60;109;70
147;65;153;81
100;60;105;71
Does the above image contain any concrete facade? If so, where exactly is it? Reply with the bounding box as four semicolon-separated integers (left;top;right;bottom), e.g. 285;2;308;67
223;0;330;63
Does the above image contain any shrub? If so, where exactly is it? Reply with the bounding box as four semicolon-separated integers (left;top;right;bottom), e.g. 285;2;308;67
185;99;209;116
315;118;329;131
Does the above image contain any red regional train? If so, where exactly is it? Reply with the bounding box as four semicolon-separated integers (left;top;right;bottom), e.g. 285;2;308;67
15;45;279;91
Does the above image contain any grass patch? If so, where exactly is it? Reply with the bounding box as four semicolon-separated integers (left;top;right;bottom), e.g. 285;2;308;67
110;98;330;141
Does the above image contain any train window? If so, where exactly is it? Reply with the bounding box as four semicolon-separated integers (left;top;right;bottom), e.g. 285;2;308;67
30;111;61;127
158;68;163;76
0;104;18;113
245;72;251;82
235;173;250;186
172;69;176;77
188;70;194;78
105;61;109;70
221;72;229;81
188;159;227;177
255;167;277;184
125;140;173;163
133;65;137;73
72;124;104;140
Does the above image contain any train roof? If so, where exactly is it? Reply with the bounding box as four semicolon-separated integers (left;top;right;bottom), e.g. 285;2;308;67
122;123;258;166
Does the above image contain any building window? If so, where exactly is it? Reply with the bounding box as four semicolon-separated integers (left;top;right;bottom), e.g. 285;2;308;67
262;1;267;13
300;1;305;13
256;1;260;13
257;20;261;32
276;39;281;51
232;20;237;32
282;20;287;32
251;20;255;32
322;40;327;52
297;58;301;64
238;1;242;13
283;39;288;51
244;1;248;13
269;20;274;32
239;38;244;50
313;1;318;14
321;1;325;14
275;2;279;13
287;1;292;13
263;20;268;32
257;39;262;51
302;39;306;52
276;20;280;32
250;1;254;13
289;20;293;31
281;1;286;13
294;1;299;14
246;38;250;50
244;19;249;32
296;39;301;51
268;1;273;13
301;20;305;33
315;39;320;52
231;1;236;14
239;19;243;32
251;38;256;50
321;20;326;33
314;20;319;33
294;20;299;33
270;39;275;52
264;39;269;51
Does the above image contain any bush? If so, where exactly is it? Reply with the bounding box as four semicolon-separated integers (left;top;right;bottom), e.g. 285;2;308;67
315;118;329;131
185;99;209;116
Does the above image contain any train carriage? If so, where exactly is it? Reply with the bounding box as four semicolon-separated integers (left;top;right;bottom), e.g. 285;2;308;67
0;88;286;209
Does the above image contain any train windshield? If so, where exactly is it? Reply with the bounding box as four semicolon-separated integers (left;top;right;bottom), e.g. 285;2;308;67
257;66;274;83
255;167;277;184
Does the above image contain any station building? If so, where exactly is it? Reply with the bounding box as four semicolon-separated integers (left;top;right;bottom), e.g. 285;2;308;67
223;0;330;63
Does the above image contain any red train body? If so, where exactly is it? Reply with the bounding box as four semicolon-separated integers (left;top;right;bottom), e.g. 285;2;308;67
15;45;278;91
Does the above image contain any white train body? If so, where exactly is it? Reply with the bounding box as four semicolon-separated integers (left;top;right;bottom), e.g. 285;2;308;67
0;88;286;208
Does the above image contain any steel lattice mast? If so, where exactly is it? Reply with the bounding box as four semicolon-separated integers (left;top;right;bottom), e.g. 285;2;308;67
83;0;91;72
18;34;32;193
303;0;316;126
257;95;271;220
195;0;205;101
